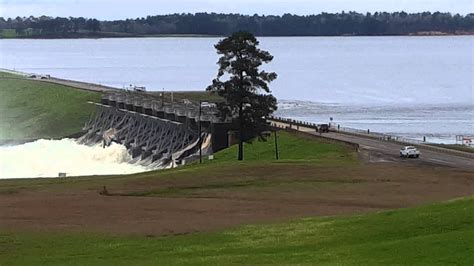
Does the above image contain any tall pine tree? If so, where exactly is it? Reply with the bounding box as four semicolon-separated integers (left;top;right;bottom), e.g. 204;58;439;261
207;31;277;161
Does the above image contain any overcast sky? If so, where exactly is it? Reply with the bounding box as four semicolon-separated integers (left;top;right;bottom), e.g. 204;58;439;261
1;0;472;20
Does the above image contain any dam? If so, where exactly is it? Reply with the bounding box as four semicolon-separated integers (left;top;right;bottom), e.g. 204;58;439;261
79;91;234;168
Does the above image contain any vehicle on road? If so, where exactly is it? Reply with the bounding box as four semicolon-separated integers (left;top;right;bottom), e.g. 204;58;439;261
317;124;329;133
400;146;420;158
133;86;146;92
124;84;147;92
200;102;216;108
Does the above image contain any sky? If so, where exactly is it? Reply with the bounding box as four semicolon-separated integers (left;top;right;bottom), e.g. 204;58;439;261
0;0;472;20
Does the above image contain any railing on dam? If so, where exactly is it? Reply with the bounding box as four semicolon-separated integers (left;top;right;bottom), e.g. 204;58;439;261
268;115;474;158
100;92;234;152
79;92;235;167
101;92;223;124
269;115;426;145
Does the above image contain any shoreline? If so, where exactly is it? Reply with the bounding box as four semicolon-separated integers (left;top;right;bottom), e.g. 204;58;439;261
1;32;473;40
2;69;472;147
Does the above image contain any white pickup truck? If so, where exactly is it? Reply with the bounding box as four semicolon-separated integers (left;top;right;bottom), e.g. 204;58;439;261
400;146;420;158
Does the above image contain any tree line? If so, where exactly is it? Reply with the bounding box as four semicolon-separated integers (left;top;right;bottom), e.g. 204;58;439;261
1;12;473;38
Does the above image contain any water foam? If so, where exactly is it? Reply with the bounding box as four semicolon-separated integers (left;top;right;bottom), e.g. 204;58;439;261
0;139;148;179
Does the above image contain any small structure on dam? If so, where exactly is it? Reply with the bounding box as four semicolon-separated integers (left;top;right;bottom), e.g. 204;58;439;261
79;92;234;167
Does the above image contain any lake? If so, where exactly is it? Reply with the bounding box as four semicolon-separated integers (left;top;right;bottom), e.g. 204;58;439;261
1;36;473;143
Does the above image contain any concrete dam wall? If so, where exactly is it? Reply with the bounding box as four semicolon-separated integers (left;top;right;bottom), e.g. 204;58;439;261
78;92;233;167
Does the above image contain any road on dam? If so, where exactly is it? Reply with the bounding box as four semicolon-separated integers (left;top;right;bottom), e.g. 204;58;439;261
271;120;474;171
4;68;471;170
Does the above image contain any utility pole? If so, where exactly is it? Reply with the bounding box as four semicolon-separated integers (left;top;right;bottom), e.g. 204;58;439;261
161;88;164;107
199;101;202;164
274;130;279;160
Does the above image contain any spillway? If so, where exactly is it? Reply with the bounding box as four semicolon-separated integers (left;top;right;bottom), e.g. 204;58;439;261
0;138;148;179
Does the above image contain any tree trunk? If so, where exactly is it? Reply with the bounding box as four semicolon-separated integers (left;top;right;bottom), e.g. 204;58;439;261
238;102;244;161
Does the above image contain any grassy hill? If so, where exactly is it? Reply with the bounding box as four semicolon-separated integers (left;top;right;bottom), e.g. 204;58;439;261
0;129;472;264
0;130;356;194
211;131;354;163
0;70;472;265
1;196;472;265
0;72;100;141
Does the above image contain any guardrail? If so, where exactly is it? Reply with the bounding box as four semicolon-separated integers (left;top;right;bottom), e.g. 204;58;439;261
268;115;320;131
268;115;474;159
331;124;425;145
269;115;434;145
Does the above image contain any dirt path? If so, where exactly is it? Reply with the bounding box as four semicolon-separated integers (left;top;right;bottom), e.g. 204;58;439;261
1;163;472;236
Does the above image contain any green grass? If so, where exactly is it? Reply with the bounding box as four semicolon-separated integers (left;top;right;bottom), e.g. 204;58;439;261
0;72;100;141
0;29;18;38
0;70;470;265
116;131;356;196
0;28;219;39
1;28;37;38
0;72;22;78
428;143;474;153
0;130;356;195
147;90;223;103
209;130;355;164
1;197;472;265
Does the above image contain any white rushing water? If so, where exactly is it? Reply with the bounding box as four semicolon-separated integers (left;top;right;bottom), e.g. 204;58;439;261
0;139;148;179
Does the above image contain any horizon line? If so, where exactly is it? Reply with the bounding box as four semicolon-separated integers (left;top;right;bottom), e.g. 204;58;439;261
2;10;473;21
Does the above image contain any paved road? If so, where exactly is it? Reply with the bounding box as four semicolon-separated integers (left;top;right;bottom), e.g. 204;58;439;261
3;68;472;170
38;77;119;93
272;121;474;171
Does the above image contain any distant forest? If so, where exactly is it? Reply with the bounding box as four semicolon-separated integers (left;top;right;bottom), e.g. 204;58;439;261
1;12;473;38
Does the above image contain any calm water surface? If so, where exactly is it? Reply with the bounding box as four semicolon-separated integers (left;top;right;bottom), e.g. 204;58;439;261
1;36;473;143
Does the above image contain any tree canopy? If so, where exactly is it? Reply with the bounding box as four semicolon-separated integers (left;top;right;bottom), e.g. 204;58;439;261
207;31;277;161
1;12;473;38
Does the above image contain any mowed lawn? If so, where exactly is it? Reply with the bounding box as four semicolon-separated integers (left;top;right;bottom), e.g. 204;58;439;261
0;130;356;194
0;131;472;265
0;197;472;265
211;131;355;163
0;71;472;265
0;72;100;141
